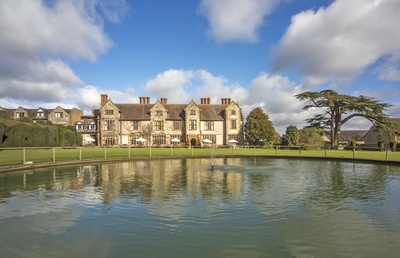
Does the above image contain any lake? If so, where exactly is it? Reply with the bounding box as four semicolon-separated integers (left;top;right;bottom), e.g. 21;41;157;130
1;157;399;257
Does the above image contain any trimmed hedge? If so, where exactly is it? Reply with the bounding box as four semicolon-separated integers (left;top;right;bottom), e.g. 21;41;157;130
0;111;82;147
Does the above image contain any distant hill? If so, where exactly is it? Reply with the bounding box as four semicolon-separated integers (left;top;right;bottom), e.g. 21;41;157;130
0;111;82;147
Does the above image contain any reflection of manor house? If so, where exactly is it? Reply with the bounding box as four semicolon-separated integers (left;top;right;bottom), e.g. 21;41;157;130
97;94;244;146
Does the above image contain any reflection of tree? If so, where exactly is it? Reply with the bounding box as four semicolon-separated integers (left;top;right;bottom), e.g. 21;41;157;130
306;162;389;207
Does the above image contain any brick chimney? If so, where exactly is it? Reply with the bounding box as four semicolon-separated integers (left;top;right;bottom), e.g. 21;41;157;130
201;98;211;104
160;98;168;104
101;94;108;107
221;98;231;105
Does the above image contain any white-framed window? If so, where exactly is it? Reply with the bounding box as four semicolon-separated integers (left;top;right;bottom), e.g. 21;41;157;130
37;109;44;117
133;121;140;130
54;112;63;118
16;112;25;118
204;121;214;131
189;120;197;130
88;122;96;130
75;122;84;131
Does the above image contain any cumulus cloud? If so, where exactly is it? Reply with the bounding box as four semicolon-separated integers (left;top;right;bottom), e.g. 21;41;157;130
199;0;280;43
144;69;195;103
0;0;127;106
272;0;400;87
141;69;309;133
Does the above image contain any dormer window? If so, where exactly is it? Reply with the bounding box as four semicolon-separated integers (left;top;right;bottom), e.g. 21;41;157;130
156;110;163;116
76;122;84;131
88;122;96;130
37;109;44;117
190;109;196;115
231;110;236;115
106;109;114;115
55;112;63;118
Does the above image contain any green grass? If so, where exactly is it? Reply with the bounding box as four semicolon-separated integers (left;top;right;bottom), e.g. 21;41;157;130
0;146;399;168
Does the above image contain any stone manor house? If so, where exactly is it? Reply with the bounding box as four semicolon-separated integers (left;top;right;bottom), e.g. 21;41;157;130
1;94;244;147
96;94;244;146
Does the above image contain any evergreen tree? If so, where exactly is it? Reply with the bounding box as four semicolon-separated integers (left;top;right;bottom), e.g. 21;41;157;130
244;107;276;145
281;125;299;146
296;89;398;146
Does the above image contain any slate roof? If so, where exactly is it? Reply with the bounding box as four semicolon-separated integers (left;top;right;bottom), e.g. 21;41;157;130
326;130;368;142
114;103;229;121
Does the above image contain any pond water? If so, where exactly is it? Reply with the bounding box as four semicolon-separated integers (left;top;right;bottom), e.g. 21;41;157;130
1;157;400;258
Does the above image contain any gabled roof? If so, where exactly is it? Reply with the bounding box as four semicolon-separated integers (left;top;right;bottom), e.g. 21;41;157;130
115;104;153;120
198;104;226;121
326;130;368;141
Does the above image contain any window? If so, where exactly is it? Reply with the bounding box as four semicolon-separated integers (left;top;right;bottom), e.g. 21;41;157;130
170;135;181;144
105;109;114;115
88;122;96;131
75;122;84;131
16;112;25;118
105;136;116;146
156;110;163;116
231;120;237;130
154;121;163;131
153;135;166;146
202;135;216;143
231;110;236;115
173;121;181;130
37;109;44;117
205;121;214;131
54;112;63;118
189;120;197;130
130;135;140;145
133;121;140;130
228;134;238;141
105;119;115;130
190;109;196;115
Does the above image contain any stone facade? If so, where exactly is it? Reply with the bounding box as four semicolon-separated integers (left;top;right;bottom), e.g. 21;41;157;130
2;105;83;126
96;95;244;147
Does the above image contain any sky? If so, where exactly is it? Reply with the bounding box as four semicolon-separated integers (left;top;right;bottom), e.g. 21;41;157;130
1;0;400;134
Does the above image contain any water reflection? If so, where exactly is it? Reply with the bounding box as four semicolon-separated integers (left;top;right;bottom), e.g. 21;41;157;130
0;158;399;258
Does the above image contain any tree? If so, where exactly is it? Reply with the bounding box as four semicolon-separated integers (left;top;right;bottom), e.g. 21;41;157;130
298;127;325;149
244;107;276;145
281;125;299;146
295;89;398;147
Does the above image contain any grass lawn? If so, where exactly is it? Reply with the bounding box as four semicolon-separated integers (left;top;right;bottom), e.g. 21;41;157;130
0;146;399;168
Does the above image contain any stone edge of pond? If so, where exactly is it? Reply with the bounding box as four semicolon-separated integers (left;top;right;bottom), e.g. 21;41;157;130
1;155;399;174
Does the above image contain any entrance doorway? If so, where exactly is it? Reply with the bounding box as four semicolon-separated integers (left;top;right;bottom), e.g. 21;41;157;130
190;138;197;146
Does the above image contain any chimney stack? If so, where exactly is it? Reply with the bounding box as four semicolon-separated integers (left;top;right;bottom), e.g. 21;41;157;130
201;98;211;105
101;94;108;107
160;98;168;104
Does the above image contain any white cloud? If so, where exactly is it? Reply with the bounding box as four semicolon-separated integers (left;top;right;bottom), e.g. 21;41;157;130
144;69;195;103
199;0;280;43
0;0;127;106
272;0;400;87
142;69;310;134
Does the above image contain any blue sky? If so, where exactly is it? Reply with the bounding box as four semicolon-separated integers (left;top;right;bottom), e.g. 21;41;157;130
1;0;399;134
